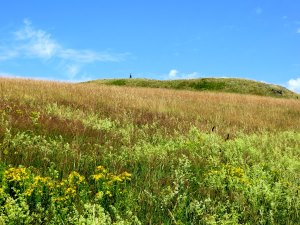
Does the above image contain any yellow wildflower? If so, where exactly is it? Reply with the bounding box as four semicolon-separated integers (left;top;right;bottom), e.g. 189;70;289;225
24;188;34;197
92;173;104;181
231;167;245;178
34;176;48;183
95;191;104;200
120;171;132;181
96;166;107;173
68;171;85;184
65;187;76;196
111;175;123;182
4;167;29;182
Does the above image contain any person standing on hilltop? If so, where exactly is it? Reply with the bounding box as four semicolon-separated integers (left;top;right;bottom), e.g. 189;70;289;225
129;73;132;78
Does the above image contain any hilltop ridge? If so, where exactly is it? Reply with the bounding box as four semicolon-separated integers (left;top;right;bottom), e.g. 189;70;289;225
87;78;299;99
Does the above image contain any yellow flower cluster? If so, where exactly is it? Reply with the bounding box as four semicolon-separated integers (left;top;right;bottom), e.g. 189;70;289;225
1;166;132;208
96;165;107;173
106;172;131;185
207;165;251;186
91;166;132;199
92;167;131;183
65;187;76;196
67;171;85;185
225;165;245;178
53;171;86;202
4;167;29;182
120;171;132;181
91;173;104;181
24;176;53;197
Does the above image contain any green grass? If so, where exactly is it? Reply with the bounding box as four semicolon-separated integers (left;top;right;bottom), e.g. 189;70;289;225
88;78;300;99
0;77;300;224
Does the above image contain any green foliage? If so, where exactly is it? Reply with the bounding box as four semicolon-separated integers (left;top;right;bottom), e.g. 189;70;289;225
46;103;116;132
90;78;300;99
190;79;226;90
109;79;127;86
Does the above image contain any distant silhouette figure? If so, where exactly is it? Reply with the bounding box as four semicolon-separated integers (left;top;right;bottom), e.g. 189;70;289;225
225;133;230;141
129;73;132;79
212;126;215;132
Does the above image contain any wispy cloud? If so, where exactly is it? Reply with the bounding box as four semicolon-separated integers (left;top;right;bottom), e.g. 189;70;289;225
297;28;300;34
14;19;60;59
0;19;128;78
287;78;300;93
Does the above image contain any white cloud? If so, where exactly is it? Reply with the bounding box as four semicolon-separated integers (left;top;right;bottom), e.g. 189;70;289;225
14;19;60;58
168;69;178;78
12;19;126;62
255;7;263;15
287;78;300;93
0;19;128;78
167;70;200;80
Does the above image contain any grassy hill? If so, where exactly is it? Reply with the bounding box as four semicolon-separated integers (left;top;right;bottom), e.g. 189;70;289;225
89;78;299;99
0;77;300;224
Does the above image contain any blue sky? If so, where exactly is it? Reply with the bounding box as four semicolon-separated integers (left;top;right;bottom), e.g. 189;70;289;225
0;1;300;92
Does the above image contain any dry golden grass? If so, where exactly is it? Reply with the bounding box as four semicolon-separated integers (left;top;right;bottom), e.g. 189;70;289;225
1;77;300;136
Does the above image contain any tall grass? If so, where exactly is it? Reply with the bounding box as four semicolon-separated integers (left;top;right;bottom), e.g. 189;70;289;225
0;77;300;224
1;78;300;135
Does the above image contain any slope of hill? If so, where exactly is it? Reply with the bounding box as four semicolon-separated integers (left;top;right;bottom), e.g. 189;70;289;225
88;78;299;99
0;77;300;224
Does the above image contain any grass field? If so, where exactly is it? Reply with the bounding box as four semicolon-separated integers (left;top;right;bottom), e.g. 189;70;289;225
0;77;300;224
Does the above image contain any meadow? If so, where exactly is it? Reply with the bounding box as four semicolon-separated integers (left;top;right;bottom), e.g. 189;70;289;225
0;77;300;224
